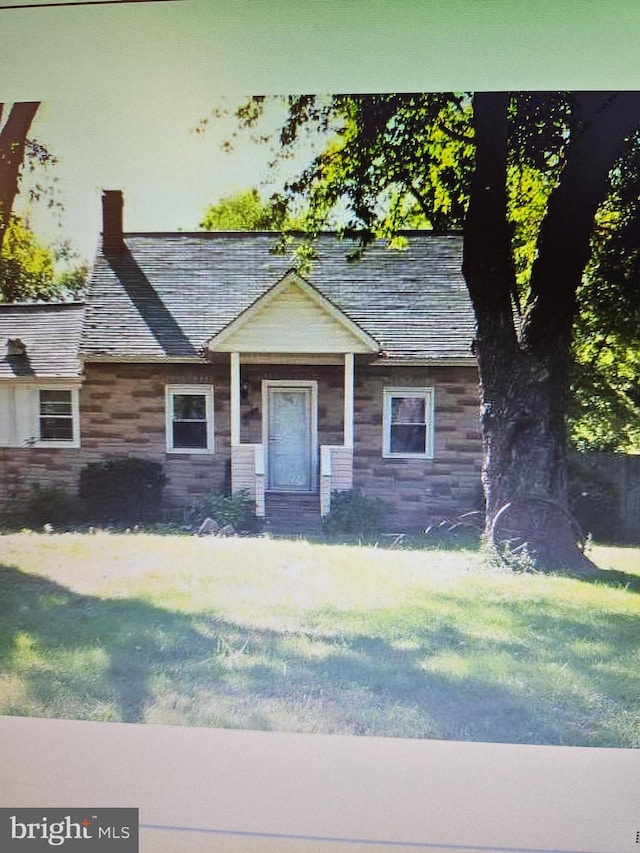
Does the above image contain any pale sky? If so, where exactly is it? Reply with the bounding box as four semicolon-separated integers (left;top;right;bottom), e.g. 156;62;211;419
3;0;640;263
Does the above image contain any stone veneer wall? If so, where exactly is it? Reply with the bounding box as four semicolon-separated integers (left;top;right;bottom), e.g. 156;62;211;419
0;362;231;516
0;361;482;529
353;365;482;531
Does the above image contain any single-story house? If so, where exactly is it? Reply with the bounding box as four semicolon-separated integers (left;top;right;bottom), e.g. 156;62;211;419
0;191;482;531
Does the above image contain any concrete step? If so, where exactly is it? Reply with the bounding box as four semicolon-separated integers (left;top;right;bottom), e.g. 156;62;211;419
264;492;323;536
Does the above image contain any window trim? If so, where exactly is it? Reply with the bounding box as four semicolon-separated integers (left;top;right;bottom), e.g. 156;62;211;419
382;387;434;459
165;384;214;454
36;386;80;449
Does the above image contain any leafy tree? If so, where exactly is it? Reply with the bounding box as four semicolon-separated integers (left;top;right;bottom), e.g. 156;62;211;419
0;102;86;303
227;92;640;570
200;187;297;231
0;103;41;256
0;216;87;303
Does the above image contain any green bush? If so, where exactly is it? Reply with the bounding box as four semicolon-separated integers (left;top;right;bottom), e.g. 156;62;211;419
322;489;384;538
6;483;77;530
568;455;620;541
79;456;167;524
186;489;259;532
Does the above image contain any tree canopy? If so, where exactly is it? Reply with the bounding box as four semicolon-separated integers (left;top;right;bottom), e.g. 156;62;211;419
0;102;86;303
200;188;288;231
220;92;640;570
227;93;640;454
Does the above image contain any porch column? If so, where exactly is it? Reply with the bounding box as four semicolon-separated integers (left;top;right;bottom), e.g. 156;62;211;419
344;352;354;448
230;351;240;446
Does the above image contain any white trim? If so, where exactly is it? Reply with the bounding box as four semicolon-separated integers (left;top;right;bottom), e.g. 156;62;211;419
0;384;81;449
207;270;379;354
165;384;214;454
230;352;241;446
344;352;354;449
36;387;81;449
382;387;435;459
369;357;476;367
262;379;318;492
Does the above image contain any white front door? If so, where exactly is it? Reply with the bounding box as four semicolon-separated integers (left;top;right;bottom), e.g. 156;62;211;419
266;384;316;491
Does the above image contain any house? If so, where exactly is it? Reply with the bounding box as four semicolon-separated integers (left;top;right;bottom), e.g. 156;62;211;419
0;191;482;531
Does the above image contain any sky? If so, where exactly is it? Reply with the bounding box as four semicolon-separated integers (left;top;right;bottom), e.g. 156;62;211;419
3;0;640;263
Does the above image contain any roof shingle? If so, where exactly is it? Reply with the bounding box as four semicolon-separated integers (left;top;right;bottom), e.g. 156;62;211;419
0;303;85;379
82;232;475;362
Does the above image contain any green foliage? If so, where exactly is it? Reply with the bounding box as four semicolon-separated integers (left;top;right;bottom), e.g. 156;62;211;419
186;489;258;531
5;483;77;530
322;489;384;538
568;152;640;451
78;457;167;524
0;216;87;303
228;93;640;452
200;188;289;231
568;455;620;541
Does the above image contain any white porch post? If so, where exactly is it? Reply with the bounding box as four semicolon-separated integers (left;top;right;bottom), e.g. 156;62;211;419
230;351;240;446
344;352;354;448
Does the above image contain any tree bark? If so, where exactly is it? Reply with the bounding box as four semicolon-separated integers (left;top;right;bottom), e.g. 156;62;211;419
0;102;40;255
463;92;640;569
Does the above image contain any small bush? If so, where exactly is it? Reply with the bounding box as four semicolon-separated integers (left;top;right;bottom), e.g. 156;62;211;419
186;489;258;532
79;456;167;524
568;456;619;541
7;483;77;530
322;489;384;538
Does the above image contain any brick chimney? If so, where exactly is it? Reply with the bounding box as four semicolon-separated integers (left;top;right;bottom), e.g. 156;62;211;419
101;190;124;254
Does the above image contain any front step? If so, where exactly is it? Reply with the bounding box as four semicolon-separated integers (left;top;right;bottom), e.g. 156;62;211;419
264;492;323;536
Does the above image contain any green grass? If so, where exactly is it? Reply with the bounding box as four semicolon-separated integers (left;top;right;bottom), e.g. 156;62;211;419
0;532;638;747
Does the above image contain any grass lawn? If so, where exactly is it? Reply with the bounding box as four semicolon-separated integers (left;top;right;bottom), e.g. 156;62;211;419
0;531;638;747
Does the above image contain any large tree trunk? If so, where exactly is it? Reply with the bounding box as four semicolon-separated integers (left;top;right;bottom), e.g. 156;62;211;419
0;102;40;255
463;92;640;572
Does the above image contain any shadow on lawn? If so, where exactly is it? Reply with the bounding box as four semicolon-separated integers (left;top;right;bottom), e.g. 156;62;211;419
0;563;637;746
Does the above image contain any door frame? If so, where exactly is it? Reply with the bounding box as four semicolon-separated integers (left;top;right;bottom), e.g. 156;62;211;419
262;380;318;492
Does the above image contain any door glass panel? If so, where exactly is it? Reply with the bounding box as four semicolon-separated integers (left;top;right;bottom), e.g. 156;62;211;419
268;388;312;490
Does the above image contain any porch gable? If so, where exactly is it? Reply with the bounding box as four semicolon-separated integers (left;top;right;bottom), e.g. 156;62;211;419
206;271;379;355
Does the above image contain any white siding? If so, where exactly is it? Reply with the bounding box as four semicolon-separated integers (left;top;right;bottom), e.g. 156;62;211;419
0;387;14;445
217;283;373;354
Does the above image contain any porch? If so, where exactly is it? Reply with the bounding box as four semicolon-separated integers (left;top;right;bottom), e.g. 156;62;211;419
228;353;356;523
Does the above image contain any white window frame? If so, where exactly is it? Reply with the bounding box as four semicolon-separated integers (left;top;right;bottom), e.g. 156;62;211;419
165;384;214;454
0;384;80;449
37;387;81;448
382;387;435;459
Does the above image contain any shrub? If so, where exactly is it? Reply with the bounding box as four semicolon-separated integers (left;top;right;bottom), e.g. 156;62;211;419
186;489;258;532
79;456;167;524
7;483;77;530
322;489;384;538
568;455;620;541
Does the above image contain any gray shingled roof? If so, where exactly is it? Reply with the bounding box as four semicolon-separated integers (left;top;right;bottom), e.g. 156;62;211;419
0;303;85;379
82;232;475;361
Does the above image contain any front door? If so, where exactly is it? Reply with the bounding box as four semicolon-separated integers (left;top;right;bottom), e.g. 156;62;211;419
266;385;315;491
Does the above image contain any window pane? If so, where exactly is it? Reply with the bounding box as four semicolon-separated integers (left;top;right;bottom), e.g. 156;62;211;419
173;421;207;449
391;396;425;425
173;394;206;420
390;423;426;454
40;416;73;441
40;390;72;417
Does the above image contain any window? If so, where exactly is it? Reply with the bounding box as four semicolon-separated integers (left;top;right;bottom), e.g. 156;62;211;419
383;387;434;458
40;390;74;442
0;386;80;448
166;385;214;452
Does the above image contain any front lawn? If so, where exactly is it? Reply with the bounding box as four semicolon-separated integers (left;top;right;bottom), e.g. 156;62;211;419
0;532;638;747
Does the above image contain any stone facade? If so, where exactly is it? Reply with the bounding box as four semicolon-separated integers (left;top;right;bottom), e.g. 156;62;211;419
0;360;481;530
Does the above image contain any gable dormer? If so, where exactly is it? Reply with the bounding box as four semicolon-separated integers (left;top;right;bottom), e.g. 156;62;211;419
206;270;379;355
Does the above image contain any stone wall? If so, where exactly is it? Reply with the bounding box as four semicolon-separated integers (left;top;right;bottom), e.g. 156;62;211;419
353;365;482;531
0;360;482;530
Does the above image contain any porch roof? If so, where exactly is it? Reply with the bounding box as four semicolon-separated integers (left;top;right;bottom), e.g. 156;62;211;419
82;232;475;362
